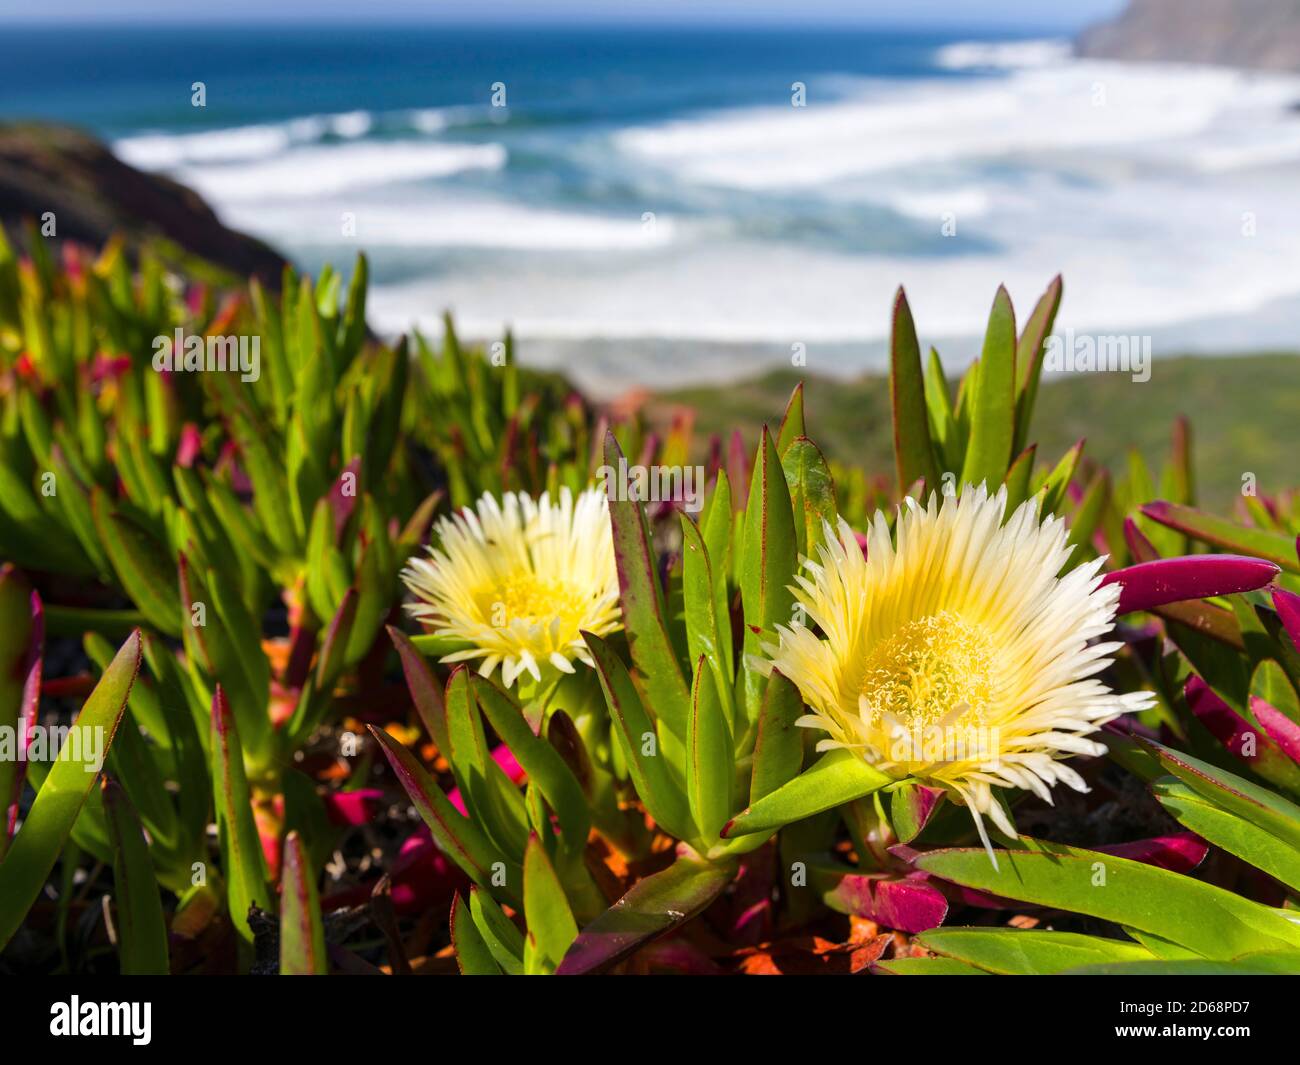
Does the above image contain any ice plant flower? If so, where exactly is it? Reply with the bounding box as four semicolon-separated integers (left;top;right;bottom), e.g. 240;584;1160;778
401;487;620;687
763;484;1153;855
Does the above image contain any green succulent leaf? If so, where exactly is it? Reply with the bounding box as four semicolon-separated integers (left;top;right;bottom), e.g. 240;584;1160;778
913;838;1300;959
1012;274;1063;456
702;468;734;596
522;833;578;975
279;830;328;975
1066;469;1109;557
739;426;798;735
1002;444;1036;514
209;687;271;947
451;892;503;975
889;288;940;493
923;347;959;476
101;775;170;975
916;928;1152;975
92;680;181;855
556;851;737;975
48;449;111;574
445;668;529;858
775;382;805;456
686;660;734;843
781;435;837;562
583;631;692;841
1145;740;1300;852
91;489;182;637
0;630;141;951
314;587;358;690
389;626;452;755
1066;955;1300;975
889;780;947;845
680;513;735;734
468;885;525;975
1143;501;1299;575
873;957;990;976
470;673;591;856
748;668;805;804
601;432;690;753
741;425;797;642
1039;439;1084;517
178;555;271;764
723;748;891;841
1153;777;1300;891
960;285;1016;490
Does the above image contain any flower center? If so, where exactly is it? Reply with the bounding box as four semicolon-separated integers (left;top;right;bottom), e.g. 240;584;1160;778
483;574;586;630
860;611;995;727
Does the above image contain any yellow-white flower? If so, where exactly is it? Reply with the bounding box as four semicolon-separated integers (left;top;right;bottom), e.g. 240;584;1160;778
764;484;1152;852
401;487;620;688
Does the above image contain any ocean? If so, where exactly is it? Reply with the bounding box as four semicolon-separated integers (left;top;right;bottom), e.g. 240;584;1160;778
3;23;1299;393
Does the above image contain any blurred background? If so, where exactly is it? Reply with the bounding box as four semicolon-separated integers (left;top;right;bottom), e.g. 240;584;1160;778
0;1;1297;499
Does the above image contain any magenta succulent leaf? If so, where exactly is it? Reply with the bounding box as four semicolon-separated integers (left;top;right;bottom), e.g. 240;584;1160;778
3;589;43;847
889;780;947;844
888;846;1021;909
1092;833;1208;874
824;872;949;933
1185;677;1300;783
1272;587;1300;654
328;457;363;539
1100;555;1279;614
323;826;466;916
1122;517;1159;563
1251;697;1300;765
322;788;385;827
175;422;202;468
633;938;725;975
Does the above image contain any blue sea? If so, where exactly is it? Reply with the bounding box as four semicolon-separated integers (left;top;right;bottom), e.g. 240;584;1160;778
3;23;1300;391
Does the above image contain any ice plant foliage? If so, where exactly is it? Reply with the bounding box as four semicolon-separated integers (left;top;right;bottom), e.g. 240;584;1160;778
6;234;1300;978
765;484;1154;851
402;487;620;686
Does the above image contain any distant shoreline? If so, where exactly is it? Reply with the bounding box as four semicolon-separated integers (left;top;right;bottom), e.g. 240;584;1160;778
643;351;1300;510
446;290;1300;398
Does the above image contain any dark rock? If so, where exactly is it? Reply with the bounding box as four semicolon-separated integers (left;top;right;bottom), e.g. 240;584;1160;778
0;122;288;286
1077;0;1300;71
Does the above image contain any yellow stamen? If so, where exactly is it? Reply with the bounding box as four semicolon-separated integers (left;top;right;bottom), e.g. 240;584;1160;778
480;575;589;631
860;611;995;728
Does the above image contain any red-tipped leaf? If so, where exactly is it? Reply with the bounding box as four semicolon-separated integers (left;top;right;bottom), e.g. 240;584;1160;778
1101;555;1279;614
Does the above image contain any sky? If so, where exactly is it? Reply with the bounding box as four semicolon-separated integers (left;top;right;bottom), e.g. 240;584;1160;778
0;0;1128;32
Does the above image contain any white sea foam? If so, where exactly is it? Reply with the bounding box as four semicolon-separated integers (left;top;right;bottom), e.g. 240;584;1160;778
113;106;484;171
408;108;449;133
115;110;384;169
878;186;994;221
175;141;506;200
117;124;298;168
933;38;1072;70
221;196;676;251
615;59;1300;189
329;110;373;138
367;202;1299;350
365;155;1300;388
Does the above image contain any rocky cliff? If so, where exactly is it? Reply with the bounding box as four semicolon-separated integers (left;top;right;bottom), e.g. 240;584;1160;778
0;123;287;285
1077;0;1300;70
